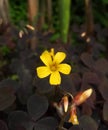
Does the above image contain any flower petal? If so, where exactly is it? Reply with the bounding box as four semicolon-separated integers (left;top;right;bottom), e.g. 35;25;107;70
40;50;52;66
50;71;61;85
58;64;71;74
54;52;66;64
68;114;79;125
37;66;51;78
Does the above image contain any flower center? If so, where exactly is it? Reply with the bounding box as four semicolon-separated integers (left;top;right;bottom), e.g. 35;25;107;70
50;63;58;72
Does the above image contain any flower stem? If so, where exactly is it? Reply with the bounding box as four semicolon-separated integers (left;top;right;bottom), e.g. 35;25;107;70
58;104;75;130
58;114;66;130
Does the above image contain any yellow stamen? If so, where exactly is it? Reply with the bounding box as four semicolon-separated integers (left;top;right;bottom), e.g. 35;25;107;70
50;63;58;72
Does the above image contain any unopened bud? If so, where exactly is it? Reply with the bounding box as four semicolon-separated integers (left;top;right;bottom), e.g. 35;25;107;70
62;96;69;112
73;88;93;106
68;106;79;125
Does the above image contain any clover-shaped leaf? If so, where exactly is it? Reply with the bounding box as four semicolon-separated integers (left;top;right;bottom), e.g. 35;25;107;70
71;73;81;88
8;111;34;130
0;78;20;93
61;75;76;95
27;94;48;121
98;77;108;100
80;52;94;69
34;76;53;94
0;94;16;111
94;58;108;76
34;117;58;130
82;72;100;86
79;115;98;130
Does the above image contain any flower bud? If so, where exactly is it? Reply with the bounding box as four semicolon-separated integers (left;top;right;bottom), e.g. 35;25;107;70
62;96;69;112
68;106;79;125
73;88;93;106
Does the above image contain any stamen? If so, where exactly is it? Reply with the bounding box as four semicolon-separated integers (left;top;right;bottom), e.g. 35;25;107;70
50;63;58;71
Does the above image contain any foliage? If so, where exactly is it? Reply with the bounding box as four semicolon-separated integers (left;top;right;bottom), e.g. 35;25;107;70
0;0;108;130
0;22;108;130
9;0;27;25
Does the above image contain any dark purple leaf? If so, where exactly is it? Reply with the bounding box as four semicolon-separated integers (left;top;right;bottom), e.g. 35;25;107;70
34;117;58;130
17;64;32;87
94;58;108;76
82;72;100;86
82;103;92;116
79;115;98;130
34;76;53;94
80;52;94;68
0;78;20;93
16;64;33;104
69;125;81;130
8;111;34;130
17;87;32;105
71;73;81;88
10;59;20;73
27;94;48;121
92;43;106;57
0;91;16;111
98;77;108;100
15;125;26;130
61;75;76;95
0;120;8;130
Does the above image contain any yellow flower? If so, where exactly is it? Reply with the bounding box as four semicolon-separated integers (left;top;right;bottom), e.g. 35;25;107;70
36;48;71;85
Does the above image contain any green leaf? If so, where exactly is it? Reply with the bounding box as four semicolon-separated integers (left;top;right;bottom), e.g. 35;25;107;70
103;0;108;4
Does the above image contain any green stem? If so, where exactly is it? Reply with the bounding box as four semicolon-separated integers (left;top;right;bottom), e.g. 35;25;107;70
58;0;71;43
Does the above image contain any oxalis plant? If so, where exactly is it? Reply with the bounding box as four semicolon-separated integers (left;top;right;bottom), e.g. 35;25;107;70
36;48;93;130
